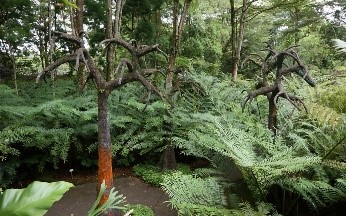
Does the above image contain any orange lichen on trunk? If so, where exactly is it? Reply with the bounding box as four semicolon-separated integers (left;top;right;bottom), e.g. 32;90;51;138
97;146;114;207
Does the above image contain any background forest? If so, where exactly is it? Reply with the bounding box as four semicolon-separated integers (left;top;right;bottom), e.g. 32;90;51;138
0;0;346;215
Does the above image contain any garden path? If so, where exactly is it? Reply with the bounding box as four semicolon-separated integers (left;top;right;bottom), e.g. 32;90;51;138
45;176;177;216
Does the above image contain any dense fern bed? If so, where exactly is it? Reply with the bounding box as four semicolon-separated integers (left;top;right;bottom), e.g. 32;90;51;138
1;73;346;216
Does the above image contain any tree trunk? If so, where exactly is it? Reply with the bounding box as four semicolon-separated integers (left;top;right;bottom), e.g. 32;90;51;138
162;0;192;171
231;0;247;81
113;0;123;37
268;89;278;135
160;145;177;171
10;54;18;95
97;91;115;214
105;0;116;81
166;0;179;94
74;0;86;90
177;0;192;48
230;0;235;67
293;6;300;45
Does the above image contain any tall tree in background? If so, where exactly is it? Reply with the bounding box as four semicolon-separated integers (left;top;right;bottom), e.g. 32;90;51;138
224;0;322;81
223;0;256;81
32;0;50;70
273;0;321;46
0;0;33;93
229;0;248;81
72;0;86;89
105;0;124;81
160;0;193;171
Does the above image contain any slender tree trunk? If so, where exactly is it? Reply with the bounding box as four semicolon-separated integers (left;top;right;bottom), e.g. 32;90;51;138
97;91;116;215
113;0;123;37
105;0;116;81
166;0;179;94
293;6;300;45
231;0;247;81
10;54;18;95
161;0;179;171
3;19;18;95
162;0;192;171
177;0;192;48
230;0;235;65
73;0;86;90
268;90;278;135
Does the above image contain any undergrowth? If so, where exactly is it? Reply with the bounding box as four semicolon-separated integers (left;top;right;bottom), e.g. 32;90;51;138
125;204;154;216
132;163;191;187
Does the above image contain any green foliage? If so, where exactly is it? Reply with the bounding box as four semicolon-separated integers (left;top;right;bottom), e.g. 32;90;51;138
318;81;346;113
305;102;342;127
280;177;346;207
134;19;157;43
87;181;127;216
162;171;227;208
0;81;99;187
60;0;78;9
133;163;191;187
165;72;346;214
133;164;164;187
0;181;73;216
182;38;204;59
299;31;334;68
161;171;277;216
2;1;346;214
173;202;276;216
173;202;233;216
125;204;154;216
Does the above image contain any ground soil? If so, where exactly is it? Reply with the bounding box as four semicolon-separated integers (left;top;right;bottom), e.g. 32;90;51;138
43;168;177;216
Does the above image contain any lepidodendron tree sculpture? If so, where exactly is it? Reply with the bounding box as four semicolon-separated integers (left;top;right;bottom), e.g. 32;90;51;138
242;46;316;134
36;31;164;215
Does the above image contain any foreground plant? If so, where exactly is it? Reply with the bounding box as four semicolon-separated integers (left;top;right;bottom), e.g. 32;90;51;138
0;181;73;216
88;181;127;216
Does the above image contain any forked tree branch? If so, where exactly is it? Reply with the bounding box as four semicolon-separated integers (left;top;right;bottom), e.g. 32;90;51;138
102;37;163;59
38;31;164;99
242;85;276;112
36;53;78;83
241;46;316;133
53;31;84;47
102;36;134;54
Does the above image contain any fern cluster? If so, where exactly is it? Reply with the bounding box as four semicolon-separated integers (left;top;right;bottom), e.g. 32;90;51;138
0;81;99;187
161;169;278;216
160;72;346;215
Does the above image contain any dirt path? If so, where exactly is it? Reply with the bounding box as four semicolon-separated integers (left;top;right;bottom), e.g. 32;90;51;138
45;177;177;216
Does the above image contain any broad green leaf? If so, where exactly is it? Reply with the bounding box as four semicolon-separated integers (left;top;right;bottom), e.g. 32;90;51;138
0;181;73;216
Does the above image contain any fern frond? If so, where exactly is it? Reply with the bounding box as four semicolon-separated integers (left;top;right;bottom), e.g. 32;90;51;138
254;154;321;186
161;172;227;208
281;178;346;207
